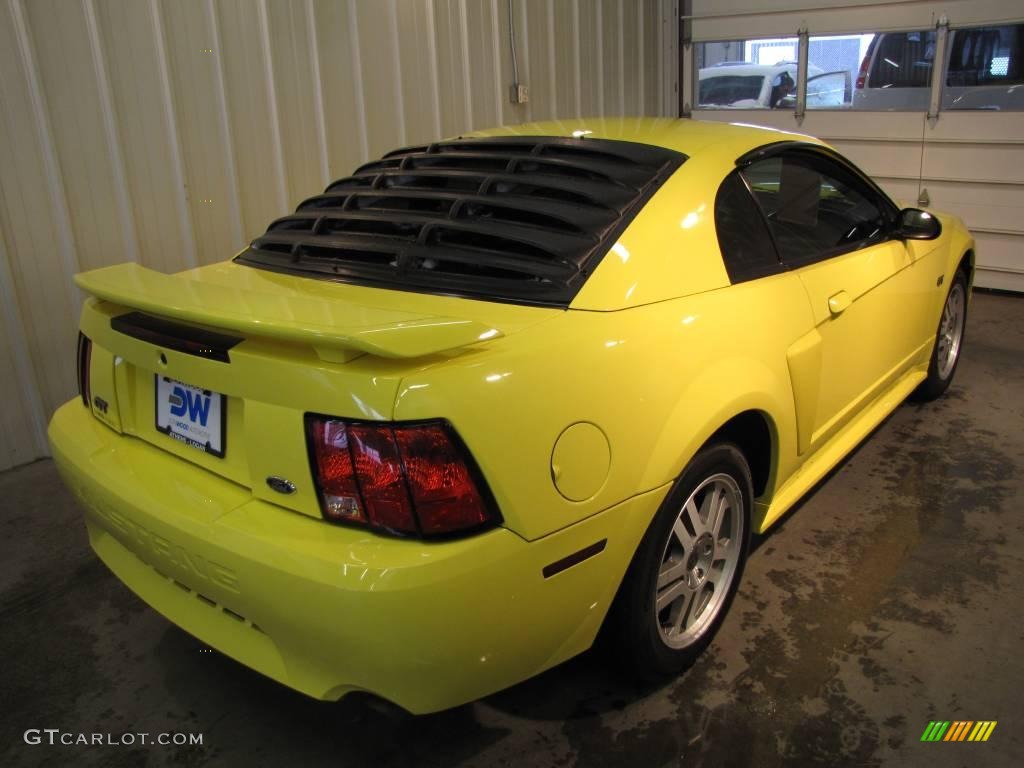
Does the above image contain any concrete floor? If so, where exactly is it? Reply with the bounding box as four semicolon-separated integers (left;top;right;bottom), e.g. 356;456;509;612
2;291;1022;768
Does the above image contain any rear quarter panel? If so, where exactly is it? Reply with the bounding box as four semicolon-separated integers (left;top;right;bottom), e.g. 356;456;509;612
393;272;816;541
568;149;734;310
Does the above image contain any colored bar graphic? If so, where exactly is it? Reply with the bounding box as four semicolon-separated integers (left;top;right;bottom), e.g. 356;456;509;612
921;720;996;742
921;721;950;741
947;721;973;741
944;721;962;741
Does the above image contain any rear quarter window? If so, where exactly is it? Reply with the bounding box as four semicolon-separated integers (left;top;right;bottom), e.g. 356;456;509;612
714;171;781;283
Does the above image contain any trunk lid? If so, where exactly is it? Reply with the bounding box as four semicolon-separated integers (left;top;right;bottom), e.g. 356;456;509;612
76;261;556;520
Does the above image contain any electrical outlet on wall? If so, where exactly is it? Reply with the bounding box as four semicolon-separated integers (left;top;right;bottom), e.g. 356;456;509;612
509;84;529;104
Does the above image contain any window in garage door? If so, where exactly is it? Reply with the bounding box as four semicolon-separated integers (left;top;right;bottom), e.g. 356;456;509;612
695;37;801;109
848;30;936;110
943;23;1024;110
803;24;1024;112
695;25;1024;113
694;34;935;111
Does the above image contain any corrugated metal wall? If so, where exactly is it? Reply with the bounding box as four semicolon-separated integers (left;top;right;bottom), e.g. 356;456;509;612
0;0;678;472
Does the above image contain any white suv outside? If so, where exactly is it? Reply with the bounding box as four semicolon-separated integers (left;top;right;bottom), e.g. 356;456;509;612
698;61;832;109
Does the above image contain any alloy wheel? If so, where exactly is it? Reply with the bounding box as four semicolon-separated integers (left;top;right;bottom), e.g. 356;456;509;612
655;473;744;649
937;282;966;380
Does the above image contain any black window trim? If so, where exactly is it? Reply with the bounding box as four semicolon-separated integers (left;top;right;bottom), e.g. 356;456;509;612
734;141;903;271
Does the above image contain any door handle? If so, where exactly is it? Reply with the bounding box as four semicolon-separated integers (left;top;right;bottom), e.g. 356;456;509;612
828;290;851;316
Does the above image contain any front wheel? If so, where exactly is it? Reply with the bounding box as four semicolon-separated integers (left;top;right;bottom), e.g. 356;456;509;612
605;443;752;679
915;270;968;401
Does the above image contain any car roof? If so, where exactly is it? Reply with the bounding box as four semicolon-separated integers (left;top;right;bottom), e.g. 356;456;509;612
466;118;822;310
699;62;824;81
465;116;810;161
698;62;798;79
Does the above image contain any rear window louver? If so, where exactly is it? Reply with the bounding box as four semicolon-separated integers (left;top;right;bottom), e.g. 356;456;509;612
236;136;686;306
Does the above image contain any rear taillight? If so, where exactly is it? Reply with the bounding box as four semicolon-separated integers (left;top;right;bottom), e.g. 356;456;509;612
76;333;92;408
305;416;498;538
855;53;870;89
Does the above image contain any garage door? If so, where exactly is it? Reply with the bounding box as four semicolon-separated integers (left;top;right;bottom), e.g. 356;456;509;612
682;0;1024;292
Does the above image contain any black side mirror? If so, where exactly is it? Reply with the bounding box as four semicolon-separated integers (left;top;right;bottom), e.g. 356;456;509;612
895;208;942;240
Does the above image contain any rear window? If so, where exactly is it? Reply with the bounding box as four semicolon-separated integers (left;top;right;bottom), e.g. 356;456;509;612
236;137;684;307
699;75;764;106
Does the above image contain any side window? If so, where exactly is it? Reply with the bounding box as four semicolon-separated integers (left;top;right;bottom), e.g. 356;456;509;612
740;151;892;266
868;31;936;89
947;25;1024;87
714;172;781;283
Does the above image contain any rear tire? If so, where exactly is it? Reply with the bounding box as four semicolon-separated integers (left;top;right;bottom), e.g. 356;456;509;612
915;269;968;401
606;443;752;680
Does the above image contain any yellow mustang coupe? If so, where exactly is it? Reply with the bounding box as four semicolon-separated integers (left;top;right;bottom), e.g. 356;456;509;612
49;118;972;714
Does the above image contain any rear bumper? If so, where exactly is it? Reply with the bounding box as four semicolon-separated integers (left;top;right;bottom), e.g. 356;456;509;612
48;400;664;713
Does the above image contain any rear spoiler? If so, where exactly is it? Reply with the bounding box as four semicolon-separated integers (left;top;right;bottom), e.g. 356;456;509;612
75;263;503;362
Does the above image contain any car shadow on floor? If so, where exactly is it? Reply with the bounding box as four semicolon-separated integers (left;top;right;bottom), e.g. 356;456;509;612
160;620;693;766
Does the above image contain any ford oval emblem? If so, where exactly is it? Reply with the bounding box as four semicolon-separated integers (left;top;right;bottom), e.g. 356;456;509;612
266;476;297;495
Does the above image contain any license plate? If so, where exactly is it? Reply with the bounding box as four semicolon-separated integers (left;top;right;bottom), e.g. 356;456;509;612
155;376;226;457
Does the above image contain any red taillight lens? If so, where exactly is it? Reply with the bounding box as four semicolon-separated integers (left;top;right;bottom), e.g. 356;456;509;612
394;425;489;534
306;416;497;538
855;53;870;89
310;420;365;523
347;425;417;533
77;332;92;408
